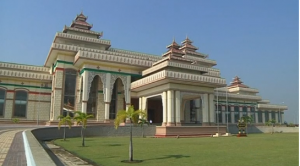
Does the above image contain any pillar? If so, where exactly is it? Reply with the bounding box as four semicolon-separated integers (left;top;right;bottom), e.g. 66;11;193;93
209;93;215;125
162;91;167;126
167;90;175;126
281;113;284;123
202;94;209;126
239;106;243;119
255;112;258;124
125;76;131;111
262;111;266;124
222;111;226;124
104;73;111;122
231;110;234;124
275;111;279;123
269;112;272;121
175;91;181;126
81;71;89;113
195;98;201;124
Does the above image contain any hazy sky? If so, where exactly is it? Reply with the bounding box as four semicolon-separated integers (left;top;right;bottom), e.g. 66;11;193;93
0;0;298;123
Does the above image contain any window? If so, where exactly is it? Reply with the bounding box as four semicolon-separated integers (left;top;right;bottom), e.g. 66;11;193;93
0;89;5;116
190;100;196;122
63;69;77;116
14;91;28;117
215;105;222;123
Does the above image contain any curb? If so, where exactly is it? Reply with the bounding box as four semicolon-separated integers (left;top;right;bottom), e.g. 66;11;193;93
22;130;36;166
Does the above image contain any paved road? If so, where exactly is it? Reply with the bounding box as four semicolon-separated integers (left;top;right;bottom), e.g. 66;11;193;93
0;125;37;166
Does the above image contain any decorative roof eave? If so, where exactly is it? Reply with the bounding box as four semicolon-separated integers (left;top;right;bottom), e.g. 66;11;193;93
179;44;198;51
184;50;208;58
108;48;161;61
45;43;160;67
228;87;259;93
0;69;52;81
71;21;93;29
143;61;218;76
74;50;153;68
131;70;226;89
55;32;111;46
63;26;103;37
0;61;49;73
215;91;262;101
182;55;217;66
257;104;288;110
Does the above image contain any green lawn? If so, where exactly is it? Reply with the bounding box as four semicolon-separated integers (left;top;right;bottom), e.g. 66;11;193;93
54;133;299;166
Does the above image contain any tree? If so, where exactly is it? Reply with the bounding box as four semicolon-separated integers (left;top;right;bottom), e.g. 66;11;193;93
241;116;253;134
73;111;94;146
114;105;146;162
268;119;276;134
57;115;73;141
138;116;149;138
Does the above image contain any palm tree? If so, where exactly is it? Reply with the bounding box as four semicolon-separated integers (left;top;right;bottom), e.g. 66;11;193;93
138;117;149;138
57;115;72;141
114;105;146;162
241;116;253;134
74;111;94;147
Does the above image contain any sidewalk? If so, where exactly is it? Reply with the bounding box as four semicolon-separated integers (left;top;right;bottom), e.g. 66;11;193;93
0;129;26;166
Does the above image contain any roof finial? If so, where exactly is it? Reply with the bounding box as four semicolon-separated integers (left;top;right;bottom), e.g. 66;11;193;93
186;34;188;40
173;37;175;42
81;10;83;14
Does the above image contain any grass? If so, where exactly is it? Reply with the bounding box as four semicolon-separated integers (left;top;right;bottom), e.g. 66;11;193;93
54;133;299;166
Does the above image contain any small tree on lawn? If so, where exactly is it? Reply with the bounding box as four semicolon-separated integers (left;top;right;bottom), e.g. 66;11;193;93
241;116;253;134
268;119;276;134
57;115;72;141
138;115;149;138
114;105;146;162
74;111;94;147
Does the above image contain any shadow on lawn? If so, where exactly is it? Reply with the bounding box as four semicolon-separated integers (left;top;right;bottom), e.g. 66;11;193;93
107;144;123;146
144;154;190;161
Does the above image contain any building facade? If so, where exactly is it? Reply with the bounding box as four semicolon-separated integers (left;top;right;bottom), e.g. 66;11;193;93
0;13;287;125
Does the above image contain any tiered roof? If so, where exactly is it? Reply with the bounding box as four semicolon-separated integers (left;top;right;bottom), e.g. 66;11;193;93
162;39;185;57
70;12;93;30
179;36;198;52
228;76;249;88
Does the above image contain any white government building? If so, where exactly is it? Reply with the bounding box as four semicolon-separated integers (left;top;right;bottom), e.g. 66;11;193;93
0;13;288;126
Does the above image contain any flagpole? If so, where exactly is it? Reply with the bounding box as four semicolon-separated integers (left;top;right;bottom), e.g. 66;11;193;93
226;90;228;132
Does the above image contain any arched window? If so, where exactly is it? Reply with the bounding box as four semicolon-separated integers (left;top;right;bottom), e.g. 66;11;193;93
63;69;77;116
0;89;6;117
87;76;98;118
14;91;28;117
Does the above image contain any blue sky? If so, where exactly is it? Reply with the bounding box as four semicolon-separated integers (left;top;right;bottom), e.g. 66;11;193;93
0;0;298;123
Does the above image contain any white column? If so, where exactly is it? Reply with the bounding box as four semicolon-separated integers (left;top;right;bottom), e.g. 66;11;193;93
281;113;284;123
104;73;111;122
222;111;226;124
175;91;181;126
202;94;209;125
167;90;175;126
195;98;201;124
239;106;243;119
269;112;272;121
125;76;131;110
162;91;167;126
275;112;279;123
139;97;142;110
231;111;234;124
209;93;215;125
262;111;266;124
255;112;258;124
81;71;89;113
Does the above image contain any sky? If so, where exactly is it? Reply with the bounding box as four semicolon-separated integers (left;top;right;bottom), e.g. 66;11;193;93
0;0;298;123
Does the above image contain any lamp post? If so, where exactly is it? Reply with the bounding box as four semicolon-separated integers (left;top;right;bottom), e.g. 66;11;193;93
279;102;284;125
37;80;42;126
226;90;228;132
216;89;219;135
